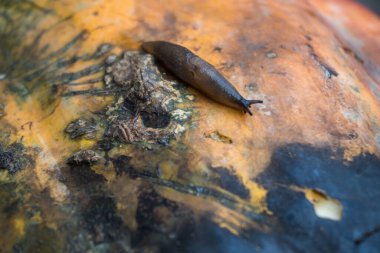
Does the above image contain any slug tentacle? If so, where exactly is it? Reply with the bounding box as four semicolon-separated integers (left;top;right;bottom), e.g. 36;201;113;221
242;99;263;115
141;41;263;116
247;99;263;105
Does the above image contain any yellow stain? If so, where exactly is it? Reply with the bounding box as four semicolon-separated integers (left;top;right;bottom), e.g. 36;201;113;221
13;218;25;237
246;181;271;214
158;160;179;180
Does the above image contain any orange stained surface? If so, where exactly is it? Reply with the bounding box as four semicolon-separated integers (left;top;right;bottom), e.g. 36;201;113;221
1;0;380;245
311;0;380;90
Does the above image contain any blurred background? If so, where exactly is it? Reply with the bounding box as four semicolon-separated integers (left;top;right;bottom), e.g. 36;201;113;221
359;0;380;14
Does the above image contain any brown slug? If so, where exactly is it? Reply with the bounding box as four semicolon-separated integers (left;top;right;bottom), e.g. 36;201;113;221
141;41;263;115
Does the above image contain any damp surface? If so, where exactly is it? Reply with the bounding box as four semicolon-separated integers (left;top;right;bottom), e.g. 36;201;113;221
1;0;380;253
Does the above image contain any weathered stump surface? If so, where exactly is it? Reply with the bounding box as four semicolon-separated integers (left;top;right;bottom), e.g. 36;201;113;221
0;0;380;252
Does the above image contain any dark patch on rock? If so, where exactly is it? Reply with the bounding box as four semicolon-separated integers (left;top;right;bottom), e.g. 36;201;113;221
0;142;35;174
2;199;19;217
132;185;198;253
256;143;380;253
123;98;138;115
95;139;115;152
112;155;158;179
64;164;106;191
12;225;62;253
61;161;131;249
64;118;97;139
60;162;107;199
168;217;275;253
211;166;250;199
82;196;127;244
133;193;271;253
111;155;134;176
0;182;20;217
140;109;171;129
134;186;178;240
94;138;114;165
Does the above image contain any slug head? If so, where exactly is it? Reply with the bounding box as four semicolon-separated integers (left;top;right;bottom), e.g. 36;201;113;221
242;99;263;116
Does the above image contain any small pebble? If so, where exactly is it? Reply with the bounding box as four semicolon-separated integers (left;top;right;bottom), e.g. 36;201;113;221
266;51;277;59
105;55;118;65
95;43;113;57
65;118;97;139
67;150;101;165
106;66;113;74
104;74;113;85
245;83;258;92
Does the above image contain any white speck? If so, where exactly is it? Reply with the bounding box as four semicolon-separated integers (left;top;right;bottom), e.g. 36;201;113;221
172;109;192;121
342;108;360;121
262;111;272;116
174;124;186;134
256;103;267;109
266;52;277;59
0;74;6;80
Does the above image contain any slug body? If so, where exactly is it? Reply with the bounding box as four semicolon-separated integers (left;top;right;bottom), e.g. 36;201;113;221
142;41;262;115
